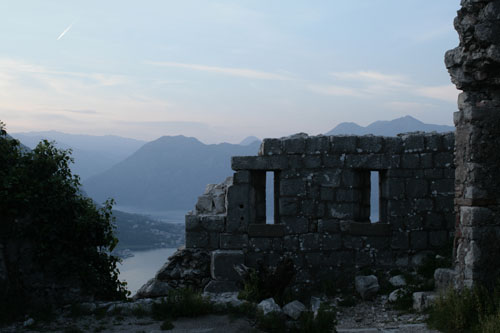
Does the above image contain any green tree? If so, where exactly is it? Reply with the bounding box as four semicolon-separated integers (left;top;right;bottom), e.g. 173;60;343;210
0;121;128;322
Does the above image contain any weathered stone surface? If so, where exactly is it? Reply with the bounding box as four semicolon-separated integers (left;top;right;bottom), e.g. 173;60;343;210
211;250;244;281
257;298;282;315
388;288;405;303
134;279;171;299
413;291;437;312
434;268;456;292
389;275;406;288
355;275;380;300
283;300;306;320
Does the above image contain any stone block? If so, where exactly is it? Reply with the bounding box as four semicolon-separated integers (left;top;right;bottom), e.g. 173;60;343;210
401;134;425;152
258;298;282;315
425;135;443;152
233;171;251;184
283;300;307;320
420;153;433;168
320;186;334;201
316;170;342;187
413;198;434;211
424;169;443;179
349;222;391;236
305;136;329;154
345;154;384;169
279;197;298;216
342;235;363;249
406;179;428;198
282;136;306;154
383;137;403;153
391;231;409;249
249;238;272;252
304;156;322;169
341;170;363;187
220;234;248;249
204;280;239;293
355;275;379;300
410;231;428;250
356;250;373;266
299;233;320;251
287;155;304;169
231;156;287;170
282;216;309;234
248;224;285;237
211;250;244;281
401;154;420;168
387;199;413;217
185;215;201;231
318;219;341;233
460;206;493;226
196;195;213;214
413;291;437;312
330;136;358;153
201;215;225;232
280;178;305;196
336;189;361;203
323;154;344;168
322;233;342;250
424;213;445;229
284;235;299;251
365;236;389;249
442;132;454;150
357;136;383;153
429;230;448;248
434;268;456;292
259;138;282;156
328;202;358;219
434;152;453;168
430;179;454;195
208;232;220;249
185;231;208;248
381;179;405;199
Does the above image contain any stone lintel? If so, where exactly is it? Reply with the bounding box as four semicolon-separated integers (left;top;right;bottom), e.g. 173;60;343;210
231;156;287;170
348;222;391;236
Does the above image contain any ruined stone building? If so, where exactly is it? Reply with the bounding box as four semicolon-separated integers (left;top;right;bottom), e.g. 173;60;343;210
182;132;455;293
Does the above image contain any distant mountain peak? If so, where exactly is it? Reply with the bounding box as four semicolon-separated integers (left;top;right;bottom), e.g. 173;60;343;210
239;136;261;145
325;116;454;137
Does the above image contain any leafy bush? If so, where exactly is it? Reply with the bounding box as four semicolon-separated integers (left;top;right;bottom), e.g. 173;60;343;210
293;304;337;333
427;284;500;332
0;122;128;323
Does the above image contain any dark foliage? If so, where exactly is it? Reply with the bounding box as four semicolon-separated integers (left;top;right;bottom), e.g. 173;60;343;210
0;121;128;323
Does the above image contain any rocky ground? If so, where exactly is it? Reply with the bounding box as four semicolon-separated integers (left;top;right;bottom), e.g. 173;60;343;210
2;293;439;333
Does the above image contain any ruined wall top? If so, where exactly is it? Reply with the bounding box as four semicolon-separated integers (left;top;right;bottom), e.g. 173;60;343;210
445;0;500;93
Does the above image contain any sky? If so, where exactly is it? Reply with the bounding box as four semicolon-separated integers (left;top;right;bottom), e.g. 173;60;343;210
0;1;461;144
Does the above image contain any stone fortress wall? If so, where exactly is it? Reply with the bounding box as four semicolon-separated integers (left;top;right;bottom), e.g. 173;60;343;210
185;132;455;292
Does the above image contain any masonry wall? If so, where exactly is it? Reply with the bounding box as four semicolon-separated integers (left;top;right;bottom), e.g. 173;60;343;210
185;132;455;292
446;0;500;288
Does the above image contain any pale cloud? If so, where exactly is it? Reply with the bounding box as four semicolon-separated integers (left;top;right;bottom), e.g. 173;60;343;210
310;70;458;104
413;25;455;43
330;71;408;87
63;109;99;115
307;84;363;97
146;61;291;80
415;85;459;103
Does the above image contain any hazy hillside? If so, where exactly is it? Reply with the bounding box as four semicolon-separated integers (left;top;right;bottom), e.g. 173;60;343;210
12;131;146;179
325;115;454;136
239;136;261;145
83;135;260;211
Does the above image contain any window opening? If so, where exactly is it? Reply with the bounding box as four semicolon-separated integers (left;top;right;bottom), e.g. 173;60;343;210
266;171;280;224
370;171;380;223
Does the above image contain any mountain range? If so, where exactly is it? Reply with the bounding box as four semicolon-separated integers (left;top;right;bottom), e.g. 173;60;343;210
83;136;261;211
325;115;454;136
11;131;146;180
13;115;454;216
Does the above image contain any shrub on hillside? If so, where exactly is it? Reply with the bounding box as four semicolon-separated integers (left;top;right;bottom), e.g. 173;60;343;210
0;121;128;323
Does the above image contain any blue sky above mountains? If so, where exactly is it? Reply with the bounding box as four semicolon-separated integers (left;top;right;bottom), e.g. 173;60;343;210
0;1;460;143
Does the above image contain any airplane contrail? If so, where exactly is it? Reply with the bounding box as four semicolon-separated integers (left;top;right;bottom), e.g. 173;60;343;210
57;21;75;40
